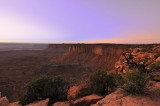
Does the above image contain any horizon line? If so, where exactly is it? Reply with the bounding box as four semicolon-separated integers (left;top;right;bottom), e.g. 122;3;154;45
0;41;159;45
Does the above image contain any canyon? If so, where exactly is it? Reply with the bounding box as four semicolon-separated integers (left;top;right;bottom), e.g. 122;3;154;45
51;44;127;71
0;43;159;103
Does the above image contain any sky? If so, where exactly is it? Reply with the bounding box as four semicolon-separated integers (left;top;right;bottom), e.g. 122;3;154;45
0;0;160;44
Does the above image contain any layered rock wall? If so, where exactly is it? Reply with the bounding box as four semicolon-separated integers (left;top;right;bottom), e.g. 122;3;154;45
68;44;125;56
49;44;127;70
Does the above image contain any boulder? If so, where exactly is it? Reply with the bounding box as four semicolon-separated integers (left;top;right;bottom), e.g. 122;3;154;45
146;59;154;65
7;102;21;106
26;98;49;106
156;56;160;62
73;94;103;106
0;96;9;106
92;88;129;106
92;83;160;106
53;101;69;106
67;85;83;101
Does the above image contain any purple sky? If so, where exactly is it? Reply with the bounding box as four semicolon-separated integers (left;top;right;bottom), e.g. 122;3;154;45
0;0;160;43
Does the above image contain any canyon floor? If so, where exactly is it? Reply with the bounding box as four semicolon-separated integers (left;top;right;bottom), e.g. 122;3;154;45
0;49;92;101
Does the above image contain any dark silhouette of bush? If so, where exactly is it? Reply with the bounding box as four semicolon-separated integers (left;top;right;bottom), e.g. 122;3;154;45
141;49;147;52
149;61;160;72
19;76;69;106
136;64;148;73
83;70;125;96
108;73;125;90
154;53;160;59
149;61;160;81
123;68;150;94
76;71;125;99
89;70;108;95
76;87;92;99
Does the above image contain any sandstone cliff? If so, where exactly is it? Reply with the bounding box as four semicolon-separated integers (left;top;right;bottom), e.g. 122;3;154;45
51;44;126;71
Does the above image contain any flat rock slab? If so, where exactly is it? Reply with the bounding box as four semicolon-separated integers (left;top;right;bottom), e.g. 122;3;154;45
73;94;103;106
26;98;49;106
92;82;160;106
53;101;69;106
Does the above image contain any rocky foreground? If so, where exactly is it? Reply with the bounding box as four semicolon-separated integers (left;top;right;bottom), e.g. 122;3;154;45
92;81;160;106
1;81;159;106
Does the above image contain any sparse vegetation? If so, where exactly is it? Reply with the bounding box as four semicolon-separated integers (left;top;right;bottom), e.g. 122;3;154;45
87;70;125;96
149;61;160;81
108;73;125;90
123;68;150;94
89;70;108;95
19;76;69;106
76;87;92;99
141;49;147;52
154;53;160;59
149;61;160;72
136;64;148;73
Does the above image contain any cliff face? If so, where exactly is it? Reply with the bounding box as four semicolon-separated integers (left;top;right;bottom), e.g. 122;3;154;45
68;45;124;56
50;44;126;71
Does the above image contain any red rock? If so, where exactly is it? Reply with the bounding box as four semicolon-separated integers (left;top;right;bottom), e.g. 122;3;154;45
156;57;160;62
146;59;154;65
92;82;160;106
53;101;69;106
0;96;9;106
67;85;83;101
53;44;124;70
73;94;103;106
7;102;21;106
26;98;49;106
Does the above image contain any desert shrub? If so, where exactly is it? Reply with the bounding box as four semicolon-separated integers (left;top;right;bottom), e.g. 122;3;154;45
149;61;160;72
123;68;150;94
136;49;140;53
149;61;160;81
19;76;69;106
141;49;147;52
89;70;108;95
129;63;148;73
108;73;125;90
88;70;125;96
76;87;92;99
136;64;148;73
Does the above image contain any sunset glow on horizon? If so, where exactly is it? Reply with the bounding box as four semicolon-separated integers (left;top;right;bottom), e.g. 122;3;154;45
0;0;160;44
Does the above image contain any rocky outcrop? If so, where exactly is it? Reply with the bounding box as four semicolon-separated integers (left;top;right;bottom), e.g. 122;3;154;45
48;44;160;71
26;98;49;106
67;85;84;101
7;102;21;106
54;44;126;70
115;46;160;73
72;94;103;106
0;92;9;106
53;101;69;106
0;96;9;106
156;57;160;62
92;81;160;106
68;44;125;56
